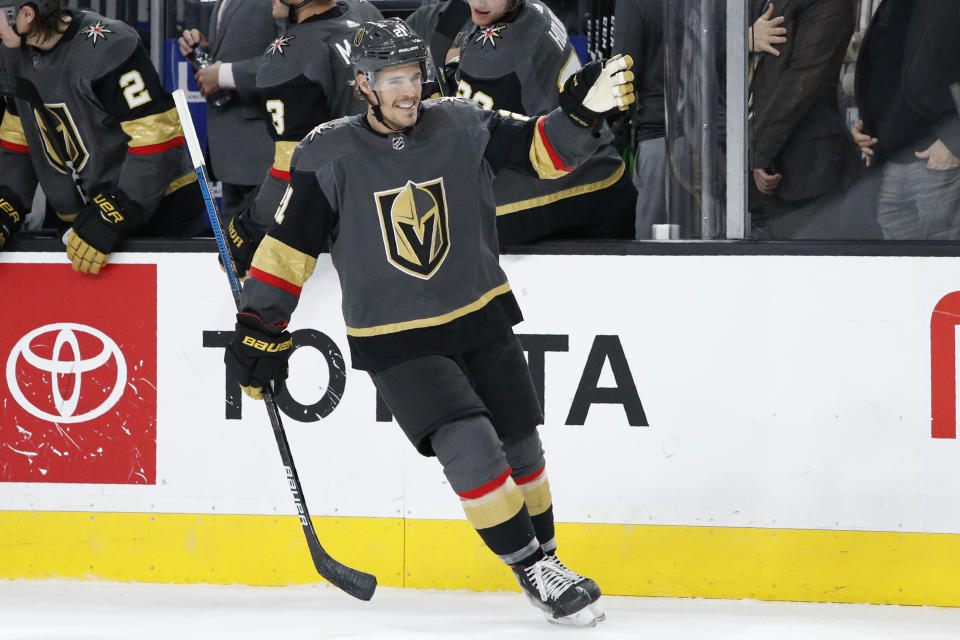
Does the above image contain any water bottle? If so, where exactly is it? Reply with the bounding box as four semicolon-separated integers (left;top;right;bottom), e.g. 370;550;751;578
191;46;232;109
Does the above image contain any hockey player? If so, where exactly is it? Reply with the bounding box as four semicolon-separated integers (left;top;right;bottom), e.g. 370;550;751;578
223;19;633;626
0;0;204;271
222;0;382;276
453;0;636;244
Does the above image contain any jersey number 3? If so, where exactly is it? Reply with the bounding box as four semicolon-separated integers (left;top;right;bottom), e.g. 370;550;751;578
267;100;286;135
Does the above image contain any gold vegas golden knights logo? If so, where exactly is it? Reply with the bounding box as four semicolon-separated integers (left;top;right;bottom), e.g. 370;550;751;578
34;103;90;175
375;178;450;279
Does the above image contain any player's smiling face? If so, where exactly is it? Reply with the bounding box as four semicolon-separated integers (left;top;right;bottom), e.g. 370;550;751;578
366;63;423;130
468;0;509;26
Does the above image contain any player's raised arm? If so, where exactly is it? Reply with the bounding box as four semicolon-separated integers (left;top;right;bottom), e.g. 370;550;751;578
483;54;634;178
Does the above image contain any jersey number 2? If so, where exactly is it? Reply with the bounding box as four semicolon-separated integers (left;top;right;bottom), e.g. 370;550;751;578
120;71;152;109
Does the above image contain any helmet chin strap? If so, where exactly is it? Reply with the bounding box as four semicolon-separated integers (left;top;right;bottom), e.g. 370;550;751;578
369;89;410;133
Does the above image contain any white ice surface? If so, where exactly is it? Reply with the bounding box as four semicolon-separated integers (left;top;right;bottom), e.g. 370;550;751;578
2;580;960;640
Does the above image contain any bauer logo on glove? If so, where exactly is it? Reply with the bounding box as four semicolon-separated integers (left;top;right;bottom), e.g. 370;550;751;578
66;191;142;274
95;193;124;224
0;186;27;250
559;54;635;133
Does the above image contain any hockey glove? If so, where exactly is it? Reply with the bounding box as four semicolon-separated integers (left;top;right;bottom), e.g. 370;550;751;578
221;211;265;279
224;313;293;400
559;54;635;134
0;186;26;250
67;191;143;274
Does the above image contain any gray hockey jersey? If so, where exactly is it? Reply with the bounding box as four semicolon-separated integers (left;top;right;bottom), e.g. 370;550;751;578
239;98;605;370
0;12;198;226
455;0;625;218
246;0;382;234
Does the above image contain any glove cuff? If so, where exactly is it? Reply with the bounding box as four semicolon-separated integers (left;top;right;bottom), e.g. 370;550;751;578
72;191;143;254
0;186;27;239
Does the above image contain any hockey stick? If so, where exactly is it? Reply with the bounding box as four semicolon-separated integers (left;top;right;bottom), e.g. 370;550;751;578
172;89;377;602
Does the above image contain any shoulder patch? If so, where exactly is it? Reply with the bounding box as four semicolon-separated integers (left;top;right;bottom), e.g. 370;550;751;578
266;34;295;56
306;121;338;142
475;24;506;48
80;20;113;46
432;96;472;106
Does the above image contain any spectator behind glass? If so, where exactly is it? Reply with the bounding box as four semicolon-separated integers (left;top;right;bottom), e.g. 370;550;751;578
617;0;788;240
747;0;863;239
178;0;279;221
851;0;960;240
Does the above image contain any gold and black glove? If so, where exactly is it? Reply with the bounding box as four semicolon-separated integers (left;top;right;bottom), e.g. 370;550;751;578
559;54;635;134
0;186;26;250
66;191;142;274
224;313;293;400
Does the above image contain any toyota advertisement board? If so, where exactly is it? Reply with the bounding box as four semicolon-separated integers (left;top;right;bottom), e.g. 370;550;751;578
0;263;156;484
1;251;960;535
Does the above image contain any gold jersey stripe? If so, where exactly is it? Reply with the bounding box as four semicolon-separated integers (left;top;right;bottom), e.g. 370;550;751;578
346;282;512;337
164;172;198;196
517;474;552;517
121;108;184;148
461;478;525;530
529;118;570;179
273;141;298;173
497;163;625;216
0;112;27;147
250;235;318;289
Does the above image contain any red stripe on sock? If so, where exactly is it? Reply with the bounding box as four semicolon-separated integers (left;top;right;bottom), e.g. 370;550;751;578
458;468;513;500
513;464;545;486
248;266;302;297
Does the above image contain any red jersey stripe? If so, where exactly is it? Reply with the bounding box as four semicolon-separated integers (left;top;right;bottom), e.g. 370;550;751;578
248;266;303;297
1;140;29;154
270;167;292;181
536;117;574;173
128;136;185;155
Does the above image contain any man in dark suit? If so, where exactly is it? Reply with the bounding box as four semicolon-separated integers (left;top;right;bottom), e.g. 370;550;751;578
615;0;665;240
748;0;863;238
851;0;960;240
178;1;279;220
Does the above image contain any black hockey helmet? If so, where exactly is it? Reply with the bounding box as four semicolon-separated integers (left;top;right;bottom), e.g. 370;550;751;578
350;19;432;82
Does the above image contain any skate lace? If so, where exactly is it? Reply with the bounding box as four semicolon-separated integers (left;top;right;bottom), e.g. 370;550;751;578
526;560;574;602
548;555;585;583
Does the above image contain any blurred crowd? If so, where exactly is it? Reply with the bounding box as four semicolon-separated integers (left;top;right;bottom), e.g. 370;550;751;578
1;0;958;255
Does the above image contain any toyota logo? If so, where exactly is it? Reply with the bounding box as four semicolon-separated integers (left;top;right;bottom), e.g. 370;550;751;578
5;323;128;423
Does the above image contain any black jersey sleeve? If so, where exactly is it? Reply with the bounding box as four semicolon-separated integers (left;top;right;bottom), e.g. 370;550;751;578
240;166;337;332
90;44;187;220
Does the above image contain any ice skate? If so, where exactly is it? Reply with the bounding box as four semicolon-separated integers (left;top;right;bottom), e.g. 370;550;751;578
512;557;596;627
546;553;605;622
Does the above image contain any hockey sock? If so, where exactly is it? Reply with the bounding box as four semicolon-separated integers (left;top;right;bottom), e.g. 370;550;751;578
503;430;556;551
431;417;541;565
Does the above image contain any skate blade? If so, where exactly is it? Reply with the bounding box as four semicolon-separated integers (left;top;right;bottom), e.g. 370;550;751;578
588;600;606;622
544;607;597;628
